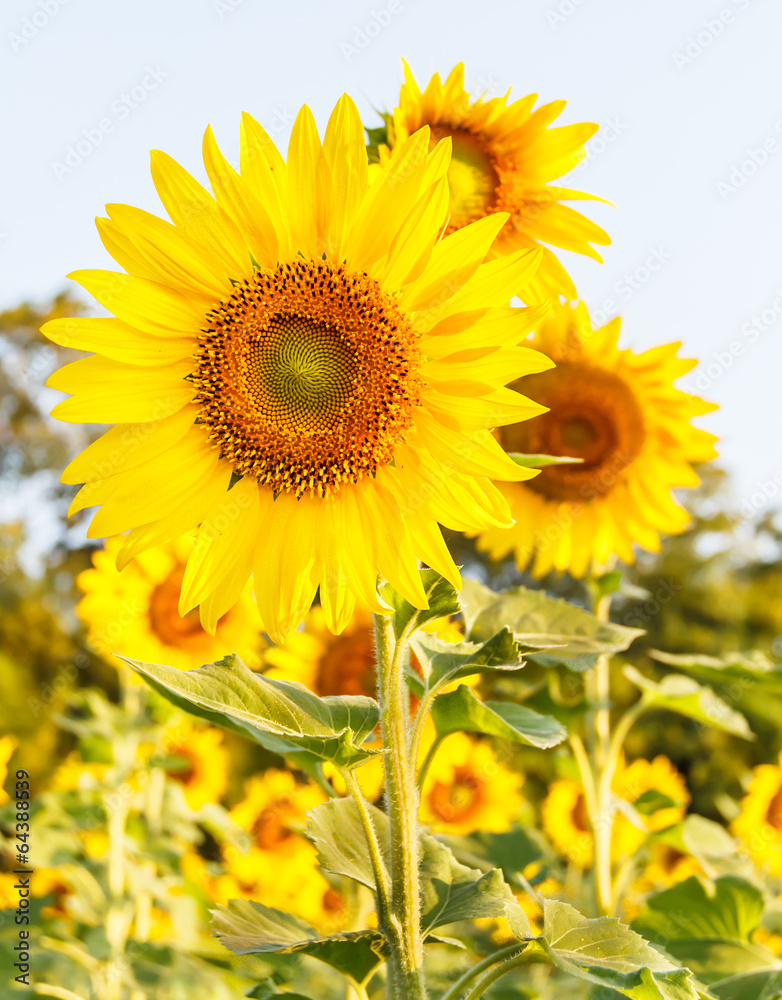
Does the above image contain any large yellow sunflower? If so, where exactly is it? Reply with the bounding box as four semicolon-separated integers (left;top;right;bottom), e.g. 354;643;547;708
732;753;782;876
157;718;228;810
419;731;523;836
542;756;689;868
475;301;718;578
77;535;262;669
45;95;552;642
373;61;610;302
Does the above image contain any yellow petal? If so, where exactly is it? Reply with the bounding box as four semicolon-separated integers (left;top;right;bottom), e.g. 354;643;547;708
116;460;233;570
101;204;227;298
49;356;194;424
180;476;260;615
150;149;250;277
61;405;197;484
83;426;220;537
286;105;322;255
320;94;368;259
400;212;509;313
202;125;278;269
67;270;203;336
240;112;292;259
41;317;193;367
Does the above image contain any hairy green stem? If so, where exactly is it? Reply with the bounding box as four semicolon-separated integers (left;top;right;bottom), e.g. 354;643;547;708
439;944;526;1000
343;769;395;942
374;610;427;999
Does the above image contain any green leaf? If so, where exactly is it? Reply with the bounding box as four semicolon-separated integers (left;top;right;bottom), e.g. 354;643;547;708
408;628;527;698
430;684;567;749
306;798;383;892
542;900;700;999
649;815;737;865
623;667;754;740
306;798;533;938
124;653;381;768
632;876;780;988
650;649;782;690
418;830;533;939
211;900;385;986
382;568;461;640
438;827;543;887
461;581;643;671
246;985;315;1000
633;789;679;815
507;452;584;468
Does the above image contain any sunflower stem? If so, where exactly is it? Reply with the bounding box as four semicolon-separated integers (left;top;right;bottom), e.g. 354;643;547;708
587;590;615;915
457;943;546;1000
374;608;428;1000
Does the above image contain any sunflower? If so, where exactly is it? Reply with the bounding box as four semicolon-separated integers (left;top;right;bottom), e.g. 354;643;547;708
542;778;594;867
419;732;523;836
613;755;690;858
542;756;689;868
157;717;228;810
732;753;782;875
372;61;610;302
475;301;718;578
77;535;262;669
225;769;344;930
44;95;552;642
0;736;15;805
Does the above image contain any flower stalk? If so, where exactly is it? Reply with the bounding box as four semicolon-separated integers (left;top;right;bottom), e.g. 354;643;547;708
373;609;428;1000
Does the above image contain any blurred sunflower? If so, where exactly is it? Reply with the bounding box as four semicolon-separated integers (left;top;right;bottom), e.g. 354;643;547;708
157;718;228;810
372;61;609;302
419;732;523;835
77;536;262;670
542;778;594;867
613;755;690;858
732;753;782;875
542;755;689;868
0;736;15;804
44;94;552;642
225;769;345;930
49;752;107;792
475;301;718;577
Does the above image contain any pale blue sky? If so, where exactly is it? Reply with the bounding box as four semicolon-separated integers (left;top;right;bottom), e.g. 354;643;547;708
3;0;782;509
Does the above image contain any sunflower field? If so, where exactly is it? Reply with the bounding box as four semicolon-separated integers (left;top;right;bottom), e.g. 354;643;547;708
3;44;782;1000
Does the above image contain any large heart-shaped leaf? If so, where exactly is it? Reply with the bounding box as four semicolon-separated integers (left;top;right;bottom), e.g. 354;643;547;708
461;581;643;671
632;876;781;990
211;899;385;986
542;900;700;999
306;798;533;938
124;653;380;768
624;667;754;740
430;684;567;749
